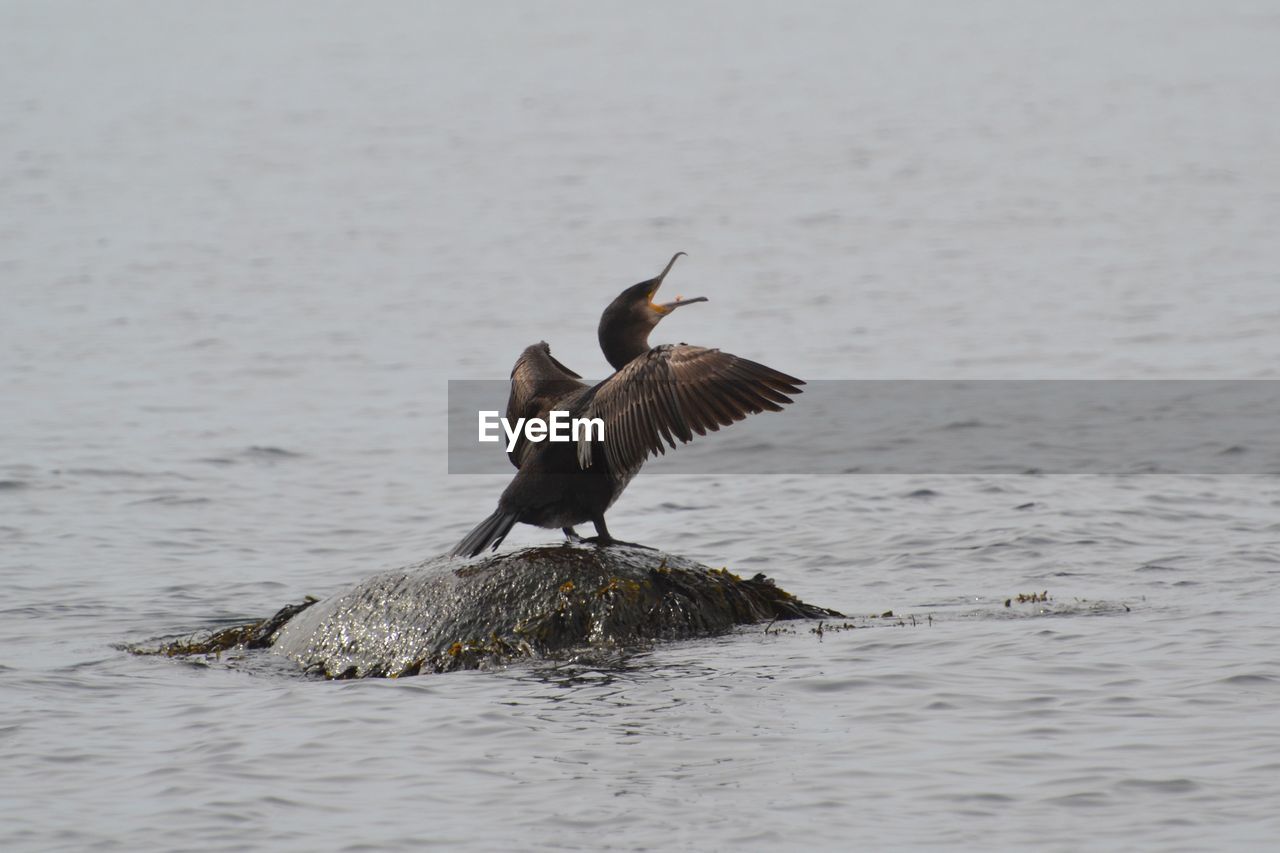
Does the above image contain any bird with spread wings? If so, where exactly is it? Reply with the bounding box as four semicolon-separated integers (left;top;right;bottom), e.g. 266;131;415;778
452;254;802;558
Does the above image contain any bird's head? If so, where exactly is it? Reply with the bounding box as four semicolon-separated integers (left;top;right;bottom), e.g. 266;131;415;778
598;253;707;370
606;252;707;329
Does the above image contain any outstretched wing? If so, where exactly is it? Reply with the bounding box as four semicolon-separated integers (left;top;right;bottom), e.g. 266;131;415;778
506;342;587;469
577;344;802;474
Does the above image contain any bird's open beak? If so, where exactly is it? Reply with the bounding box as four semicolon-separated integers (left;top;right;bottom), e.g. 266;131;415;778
654;294;708;313
648;251;708;314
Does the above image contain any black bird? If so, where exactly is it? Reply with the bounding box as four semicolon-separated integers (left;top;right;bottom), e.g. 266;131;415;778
451;253;802;558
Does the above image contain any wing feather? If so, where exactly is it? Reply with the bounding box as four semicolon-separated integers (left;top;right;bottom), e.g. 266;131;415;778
578;344;802;473
506;342;587;469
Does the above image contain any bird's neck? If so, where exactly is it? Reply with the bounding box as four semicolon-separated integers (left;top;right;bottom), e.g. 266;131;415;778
598;320;652;372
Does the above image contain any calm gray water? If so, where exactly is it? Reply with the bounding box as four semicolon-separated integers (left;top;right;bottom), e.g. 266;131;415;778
4;2;1280;850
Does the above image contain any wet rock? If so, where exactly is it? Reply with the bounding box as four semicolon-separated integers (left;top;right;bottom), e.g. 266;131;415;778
268;545;840;678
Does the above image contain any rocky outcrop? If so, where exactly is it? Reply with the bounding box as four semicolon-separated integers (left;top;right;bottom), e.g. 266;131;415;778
134;545;840;679
272;545;840;678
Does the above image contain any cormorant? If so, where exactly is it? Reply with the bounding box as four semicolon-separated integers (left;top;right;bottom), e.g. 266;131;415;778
451;253;802;558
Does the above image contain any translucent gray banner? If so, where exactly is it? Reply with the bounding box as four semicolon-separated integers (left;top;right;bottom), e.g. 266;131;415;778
447;380;1280;475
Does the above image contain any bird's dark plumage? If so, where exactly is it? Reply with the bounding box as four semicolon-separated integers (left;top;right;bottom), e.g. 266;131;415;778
504;342;586;469
451;254;802;557
575;343;801;477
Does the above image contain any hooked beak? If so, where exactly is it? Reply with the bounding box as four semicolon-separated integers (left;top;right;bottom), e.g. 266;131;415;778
647;252;708;314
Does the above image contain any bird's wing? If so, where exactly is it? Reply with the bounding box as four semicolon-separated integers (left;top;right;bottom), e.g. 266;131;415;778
576;344;802;473
506;342;587;469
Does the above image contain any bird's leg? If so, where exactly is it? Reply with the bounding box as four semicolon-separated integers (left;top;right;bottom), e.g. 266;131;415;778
585;515;655;550
562;526;583;543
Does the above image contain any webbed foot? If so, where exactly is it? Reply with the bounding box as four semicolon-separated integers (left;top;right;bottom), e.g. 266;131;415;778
583;535;655;550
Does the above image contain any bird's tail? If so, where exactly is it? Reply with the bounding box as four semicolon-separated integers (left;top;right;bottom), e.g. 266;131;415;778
450;507;520;558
